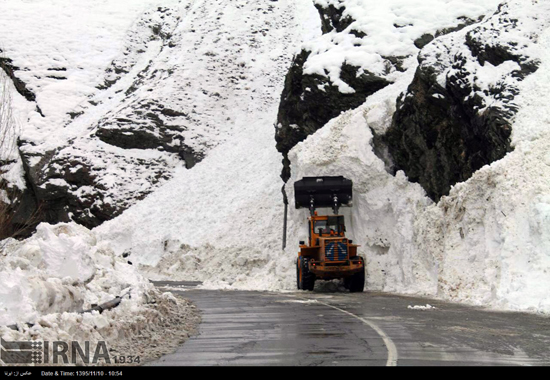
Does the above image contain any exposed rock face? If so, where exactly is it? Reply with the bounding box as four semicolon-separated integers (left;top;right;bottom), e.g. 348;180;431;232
0;52;36;102
314;3;353;34
275;4;391;181
93;99;203;169
275;50;390;180
17;148;173;229
1;7;197;233
274;1;487;183
413;16;482;50
2;1;290;235
384;3;540;201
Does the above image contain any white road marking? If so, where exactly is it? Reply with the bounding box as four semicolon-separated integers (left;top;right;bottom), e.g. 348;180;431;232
276;299;320;304
316;300;399;366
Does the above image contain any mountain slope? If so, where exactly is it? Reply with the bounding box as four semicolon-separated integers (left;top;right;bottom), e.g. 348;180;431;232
94;0;322;290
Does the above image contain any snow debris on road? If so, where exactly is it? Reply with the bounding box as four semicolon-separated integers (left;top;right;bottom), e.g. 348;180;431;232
408;304;436;311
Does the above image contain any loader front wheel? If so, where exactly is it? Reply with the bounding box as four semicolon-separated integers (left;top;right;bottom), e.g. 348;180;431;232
296;258;302;290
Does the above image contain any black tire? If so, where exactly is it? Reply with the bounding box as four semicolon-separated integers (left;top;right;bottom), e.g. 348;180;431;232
299;257;316;291
349;258;365;293
296;258;302;290
343;277;351;290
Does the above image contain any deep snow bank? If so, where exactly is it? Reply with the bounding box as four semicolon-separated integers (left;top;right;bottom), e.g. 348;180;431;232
415;20;550;312
0;223;199;364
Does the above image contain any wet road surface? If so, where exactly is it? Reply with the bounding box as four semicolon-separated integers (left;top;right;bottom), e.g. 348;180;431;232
148;281;550;366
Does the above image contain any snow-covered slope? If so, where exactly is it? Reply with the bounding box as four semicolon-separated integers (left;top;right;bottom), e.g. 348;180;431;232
92;0;322;291
0;1;178;225
1;0;320;229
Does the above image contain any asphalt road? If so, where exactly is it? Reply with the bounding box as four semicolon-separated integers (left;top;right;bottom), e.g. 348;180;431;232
148;281;550;366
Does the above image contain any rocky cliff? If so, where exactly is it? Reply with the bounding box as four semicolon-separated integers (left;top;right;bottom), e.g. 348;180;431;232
385;2;540;201
274;0;500;184
275;2;391;181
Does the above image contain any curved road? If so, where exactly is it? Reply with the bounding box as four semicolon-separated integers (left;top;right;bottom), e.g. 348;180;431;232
149;281;550;366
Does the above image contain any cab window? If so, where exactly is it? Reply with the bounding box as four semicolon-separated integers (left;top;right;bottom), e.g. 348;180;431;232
314;220;327;234
327;216;345;235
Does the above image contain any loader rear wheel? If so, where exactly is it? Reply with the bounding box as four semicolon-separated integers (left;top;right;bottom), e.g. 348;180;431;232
349;258;365;293
343;276;351;290
298;257;316;291
296;258;302;290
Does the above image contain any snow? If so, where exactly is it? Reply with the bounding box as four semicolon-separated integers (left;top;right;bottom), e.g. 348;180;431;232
0;222;199;364
419;0;547;118
1;0;550;360
408;304;436;310
0;223;131;326
0;0;177;143
302;0;502;92
0;71;28;192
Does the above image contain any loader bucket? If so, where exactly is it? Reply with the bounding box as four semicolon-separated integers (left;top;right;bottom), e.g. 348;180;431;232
294;176;352;211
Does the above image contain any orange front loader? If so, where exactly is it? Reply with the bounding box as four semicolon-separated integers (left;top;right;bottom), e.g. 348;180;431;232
294;176;365;292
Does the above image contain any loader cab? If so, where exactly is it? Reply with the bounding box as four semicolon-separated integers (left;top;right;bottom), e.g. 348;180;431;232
309;214;346;246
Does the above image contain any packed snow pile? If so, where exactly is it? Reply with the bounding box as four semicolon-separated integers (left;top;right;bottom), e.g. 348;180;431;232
0;222;200;365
